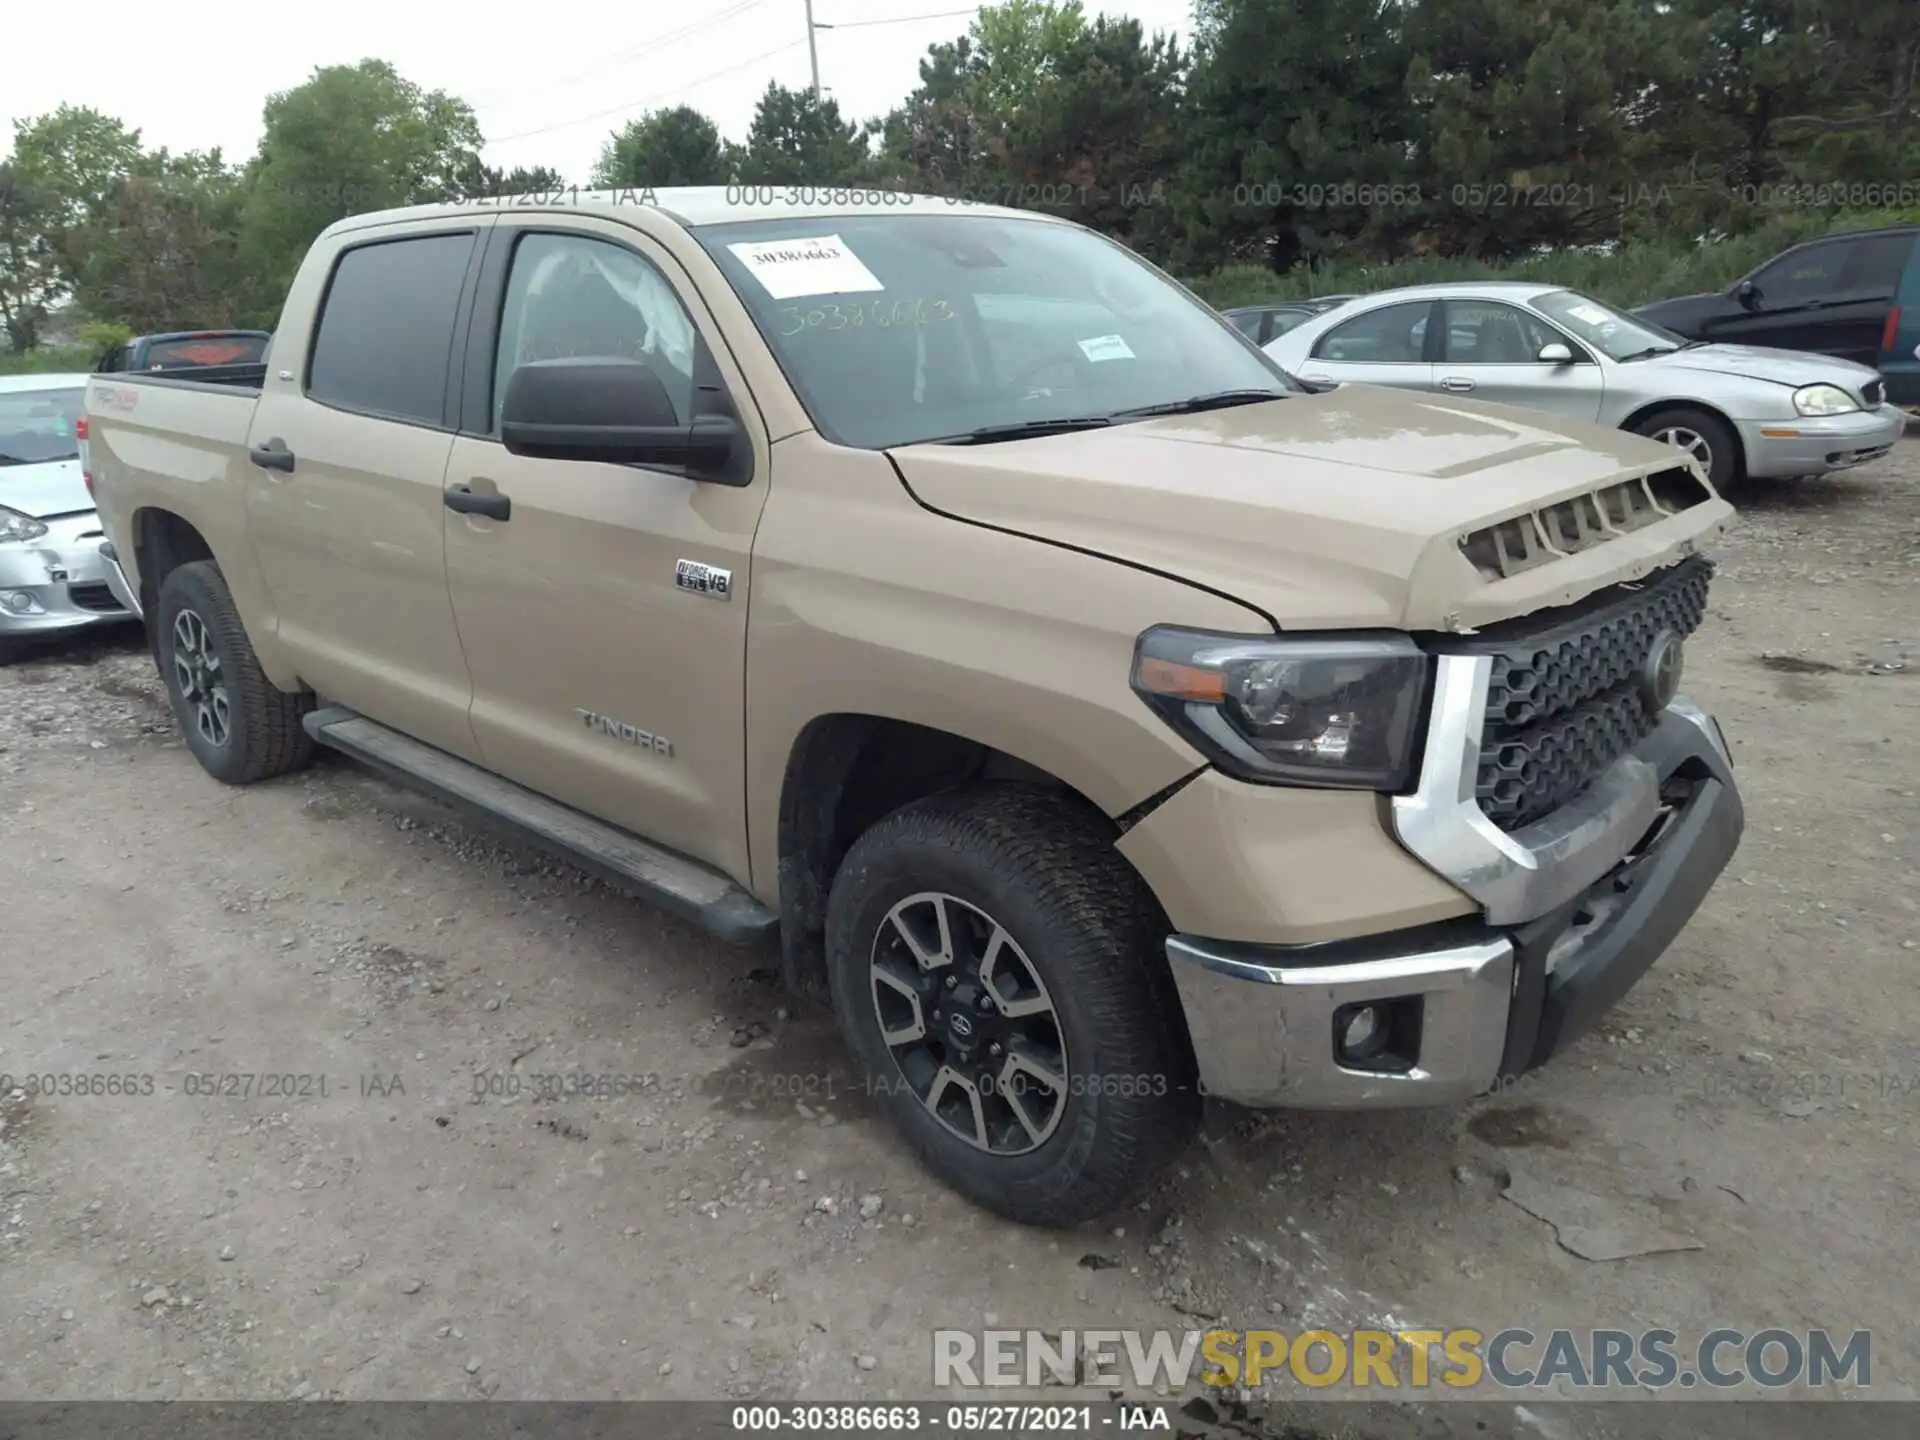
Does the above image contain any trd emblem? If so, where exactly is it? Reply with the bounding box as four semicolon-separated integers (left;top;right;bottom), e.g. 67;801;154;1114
675;559;732;600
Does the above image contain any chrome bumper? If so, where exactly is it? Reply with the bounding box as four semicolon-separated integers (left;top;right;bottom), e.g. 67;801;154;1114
1165;690;1743;1109
100;540;143;619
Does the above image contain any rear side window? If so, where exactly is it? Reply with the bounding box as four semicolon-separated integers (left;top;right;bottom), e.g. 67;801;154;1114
308;233;475;424
1838;232;1916;295
1314;301;1434;363
1227;311;1264;338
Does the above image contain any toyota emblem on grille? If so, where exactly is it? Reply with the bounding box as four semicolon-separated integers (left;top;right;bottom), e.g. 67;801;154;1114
1639;629;1685;712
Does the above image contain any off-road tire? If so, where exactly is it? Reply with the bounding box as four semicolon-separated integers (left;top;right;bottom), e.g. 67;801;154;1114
1630;406;1744;496
826;783;1199;1227
156;560;314;784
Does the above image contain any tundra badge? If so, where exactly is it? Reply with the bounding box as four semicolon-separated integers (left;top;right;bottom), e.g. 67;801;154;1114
575;709;673;756
675;559;732;600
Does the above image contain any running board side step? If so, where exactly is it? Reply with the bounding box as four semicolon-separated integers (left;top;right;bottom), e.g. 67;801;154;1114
302;707;778;946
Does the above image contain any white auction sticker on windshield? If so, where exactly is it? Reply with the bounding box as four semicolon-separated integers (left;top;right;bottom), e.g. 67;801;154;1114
1566;303;1611;325
1077;333;1136;363
727;234;884;300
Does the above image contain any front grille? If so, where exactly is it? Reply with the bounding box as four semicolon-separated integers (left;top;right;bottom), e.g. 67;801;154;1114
1861;379;1885;408
67;581;124;613
1437;556;1713;830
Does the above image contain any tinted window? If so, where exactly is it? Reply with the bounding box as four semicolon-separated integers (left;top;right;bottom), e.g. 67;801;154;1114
1314;301;1434;363
1839;232;1916;294
308;233;475;424
1441;301;1565;363
1226;310;1265;338
1753;241;1846;305
144;335;270;369
697;215;1293;449
492;232;699;430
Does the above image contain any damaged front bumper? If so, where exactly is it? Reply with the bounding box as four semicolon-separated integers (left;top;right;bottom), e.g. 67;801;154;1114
1164;699;1743;1109
0;513;135;640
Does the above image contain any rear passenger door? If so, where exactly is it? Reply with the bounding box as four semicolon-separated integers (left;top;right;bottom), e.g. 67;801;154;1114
1297;299;1437;392
244;220;491;762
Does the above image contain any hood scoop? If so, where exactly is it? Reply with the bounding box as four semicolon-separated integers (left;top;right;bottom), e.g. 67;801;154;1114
1459;466;1712;582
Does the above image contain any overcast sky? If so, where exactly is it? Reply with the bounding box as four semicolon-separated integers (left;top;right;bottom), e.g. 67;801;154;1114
6;0;1197;184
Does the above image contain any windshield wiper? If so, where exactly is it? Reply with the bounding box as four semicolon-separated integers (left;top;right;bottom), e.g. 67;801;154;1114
931;416;1115;445
1114;388;1290;419
1615;346;1680;363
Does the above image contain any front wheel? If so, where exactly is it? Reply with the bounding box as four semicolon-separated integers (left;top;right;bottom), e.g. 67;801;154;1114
825;784;1198;1227
1630;407;1742;496
156;560;314;784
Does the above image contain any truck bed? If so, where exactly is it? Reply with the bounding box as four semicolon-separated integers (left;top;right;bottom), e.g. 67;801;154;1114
92;363;267;393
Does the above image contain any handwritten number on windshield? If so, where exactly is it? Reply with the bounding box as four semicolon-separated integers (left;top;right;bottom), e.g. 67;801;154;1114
778;298;955;337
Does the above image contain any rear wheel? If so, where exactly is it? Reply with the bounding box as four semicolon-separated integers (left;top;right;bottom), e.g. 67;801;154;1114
1631;407;1742;495
826;784;1198;1227
156;560;314;784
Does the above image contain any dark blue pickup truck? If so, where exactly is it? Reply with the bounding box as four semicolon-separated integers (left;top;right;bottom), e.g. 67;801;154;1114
1636;224;1920;407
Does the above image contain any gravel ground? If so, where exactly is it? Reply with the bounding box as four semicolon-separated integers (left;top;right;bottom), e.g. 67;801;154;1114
1;444;1915;1437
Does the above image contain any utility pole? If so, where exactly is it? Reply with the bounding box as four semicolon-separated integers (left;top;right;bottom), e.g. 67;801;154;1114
803;0;822;95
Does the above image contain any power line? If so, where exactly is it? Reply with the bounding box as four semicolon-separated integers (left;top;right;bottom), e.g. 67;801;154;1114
813;6;976;28
489;38;809;143
472;0;779;112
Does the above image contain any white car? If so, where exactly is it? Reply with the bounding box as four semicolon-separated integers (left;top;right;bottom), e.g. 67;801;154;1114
0;373;137;660
1263;281;1906;493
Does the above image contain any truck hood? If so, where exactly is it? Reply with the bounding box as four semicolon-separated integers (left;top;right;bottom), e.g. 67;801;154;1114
1644;342;1882;389
888;385;1735;632
0;458;91;520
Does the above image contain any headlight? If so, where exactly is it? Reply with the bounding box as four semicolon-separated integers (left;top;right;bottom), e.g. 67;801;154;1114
1131;629;1431;789
1793;384;1859;416
0;507;49;544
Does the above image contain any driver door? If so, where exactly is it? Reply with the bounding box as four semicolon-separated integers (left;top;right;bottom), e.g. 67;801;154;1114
440;218;771;880
1432;299;1605;422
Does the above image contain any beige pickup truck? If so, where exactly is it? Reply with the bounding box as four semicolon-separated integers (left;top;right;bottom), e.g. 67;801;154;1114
86;189;1744;1226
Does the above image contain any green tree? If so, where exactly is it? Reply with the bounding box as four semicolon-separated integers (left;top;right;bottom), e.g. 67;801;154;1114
1182;0;1418;271
7;106;144;305
591;107;729;188
237;60;485;295
0;160;61;351
68;150;252;333
734;84;876;185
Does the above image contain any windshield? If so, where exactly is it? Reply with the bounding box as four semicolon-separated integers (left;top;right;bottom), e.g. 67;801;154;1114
696;215;1294;448
0;386;84;465
1533;291;1689;361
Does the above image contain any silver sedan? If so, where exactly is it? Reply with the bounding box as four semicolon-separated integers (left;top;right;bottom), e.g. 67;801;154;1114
1262;281;1906;493
0;373;136;660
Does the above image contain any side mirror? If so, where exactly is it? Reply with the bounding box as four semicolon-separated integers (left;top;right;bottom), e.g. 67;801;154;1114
1537;342;1575;365
500;357;742;480
1735;279;1760;310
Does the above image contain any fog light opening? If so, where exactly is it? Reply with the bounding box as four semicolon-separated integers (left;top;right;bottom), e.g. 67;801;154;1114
2;589;42;615
1334;997;1422;1074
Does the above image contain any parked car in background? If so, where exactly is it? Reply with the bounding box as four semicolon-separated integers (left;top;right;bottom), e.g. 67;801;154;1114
0;374;135;660
1223;296;1356;346
1265;281;1904;492
94;329;273;377
1634;224;1920;404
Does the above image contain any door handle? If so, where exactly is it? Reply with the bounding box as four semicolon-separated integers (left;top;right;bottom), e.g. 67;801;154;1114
444;483;511;521
1439;377;1476;392
249;438;296;473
